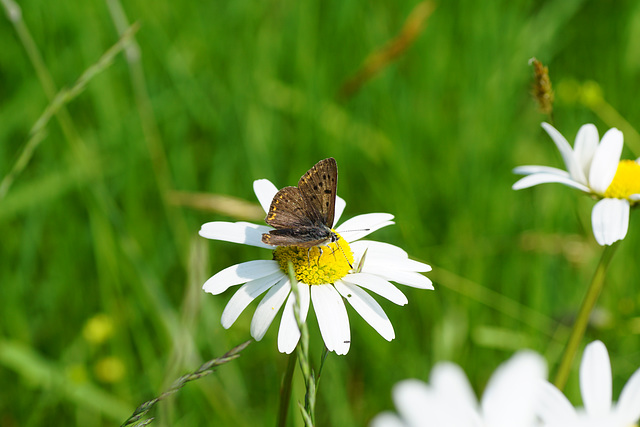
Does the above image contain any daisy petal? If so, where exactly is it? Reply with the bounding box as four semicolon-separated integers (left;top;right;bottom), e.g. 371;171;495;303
336;213;395;241
350;240;408;259
199;221;274;249
335;280;395;341
203;260;281;294
513;165;571;177
430;362;477;407
250;276;291;341
253;179;278;213
580;340;612;416
616;367;640;422
342;273;408;305
536;380;578;423
311;285;350;355
512;173;590;192
574;123;599;181
591;198;629;246
589;128;623;194
481;351;547;427
352;243;430;272
277;283;311;354
365;268;434;289
542;122;585;183
221;272;284;328
392;380;437;426
333;195;346;226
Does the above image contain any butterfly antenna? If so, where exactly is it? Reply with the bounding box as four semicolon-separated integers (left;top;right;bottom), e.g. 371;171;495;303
335;239;353;269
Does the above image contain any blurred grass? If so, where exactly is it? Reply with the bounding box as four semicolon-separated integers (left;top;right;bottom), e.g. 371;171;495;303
3;0;640;425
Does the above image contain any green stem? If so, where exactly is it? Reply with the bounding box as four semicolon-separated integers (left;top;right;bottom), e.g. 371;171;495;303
287;262;314;426
553;242;619;390
276;353;297;427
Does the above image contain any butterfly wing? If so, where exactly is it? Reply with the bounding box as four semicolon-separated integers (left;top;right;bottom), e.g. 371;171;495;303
262;227;332;247
264;186;316;229
297;158;337;228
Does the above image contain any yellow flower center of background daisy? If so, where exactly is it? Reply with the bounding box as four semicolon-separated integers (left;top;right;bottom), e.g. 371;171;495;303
273;233;354;285
604;160;640;200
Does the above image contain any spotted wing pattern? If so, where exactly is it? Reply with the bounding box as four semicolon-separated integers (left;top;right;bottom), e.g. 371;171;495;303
297;157;337;228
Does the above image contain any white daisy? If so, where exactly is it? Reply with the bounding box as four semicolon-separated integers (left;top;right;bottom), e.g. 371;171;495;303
199;178;432;355
513;122;640;246
370;351;547;427
536;340;640;427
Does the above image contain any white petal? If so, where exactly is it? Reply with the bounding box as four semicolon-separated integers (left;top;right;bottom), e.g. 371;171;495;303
364;268;434;290
336;213;395;242
513;165;571;177
580;340;612;416
310;285;350;355
203;260;281;294
512;173;590;192
574;124;599;181
536;380;578;423
342;273;408;305
369;412;405;427
250;276;291;341
481;351;547;427
353;249;431;274
541;122;585;183
199;221;274;249
277;282;311;354
427;367;484;427
350;240;408;259
253;179;278;213
591;198;629;246
335;281;394;341
391;380;438;427
589;128;623;194
430;363;477;408
221;272;284;328
333;195;346;226
616;366;640;422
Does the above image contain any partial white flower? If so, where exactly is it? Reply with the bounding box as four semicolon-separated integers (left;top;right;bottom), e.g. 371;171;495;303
536;340;640;427
513;122;640;246
199;179;432;355
370;351;547;427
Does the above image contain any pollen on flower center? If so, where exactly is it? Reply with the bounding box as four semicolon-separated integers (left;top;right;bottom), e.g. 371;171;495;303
604;160;640;200
273;233;354;285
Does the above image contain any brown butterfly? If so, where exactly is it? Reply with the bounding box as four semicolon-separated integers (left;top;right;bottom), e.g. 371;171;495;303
262;158;338;248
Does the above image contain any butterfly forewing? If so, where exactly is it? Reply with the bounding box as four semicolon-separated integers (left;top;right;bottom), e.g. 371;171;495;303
297;158;337;228
264;186;316;229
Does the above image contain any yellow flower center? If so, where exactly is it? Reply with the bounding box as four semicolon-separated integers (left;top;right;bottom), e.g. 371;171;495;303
273;233;354;285
604;160;640;200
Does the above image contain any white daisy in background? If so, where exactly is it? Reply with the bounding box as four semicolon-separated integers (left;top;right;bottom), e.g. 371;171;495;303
199;178;432;355
513;122;640;246
536;340;640;427
370;351;547;427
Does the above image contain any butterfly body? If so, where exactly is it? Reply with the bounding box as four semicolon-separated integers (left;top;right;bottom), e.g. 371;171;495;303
262;158;338;248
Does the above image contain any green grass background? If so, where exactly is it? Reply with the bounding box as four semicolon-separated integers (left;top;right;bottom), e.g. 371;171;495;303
3;0;640;425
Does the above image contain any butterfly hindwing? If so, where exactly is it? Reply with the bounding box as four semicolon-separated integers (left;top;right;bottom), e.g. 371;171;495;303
261;227;332;247
297;158;337;228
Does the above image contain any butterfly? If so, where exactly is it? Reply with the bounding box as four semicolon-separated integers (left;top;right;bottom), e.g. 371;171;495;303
262;158;339;248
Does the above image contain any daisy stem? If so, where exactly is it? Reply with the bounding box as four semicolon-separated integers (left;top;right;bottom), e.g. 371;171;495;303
553;242;619;391
288;262;316;426
276;353;296;427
